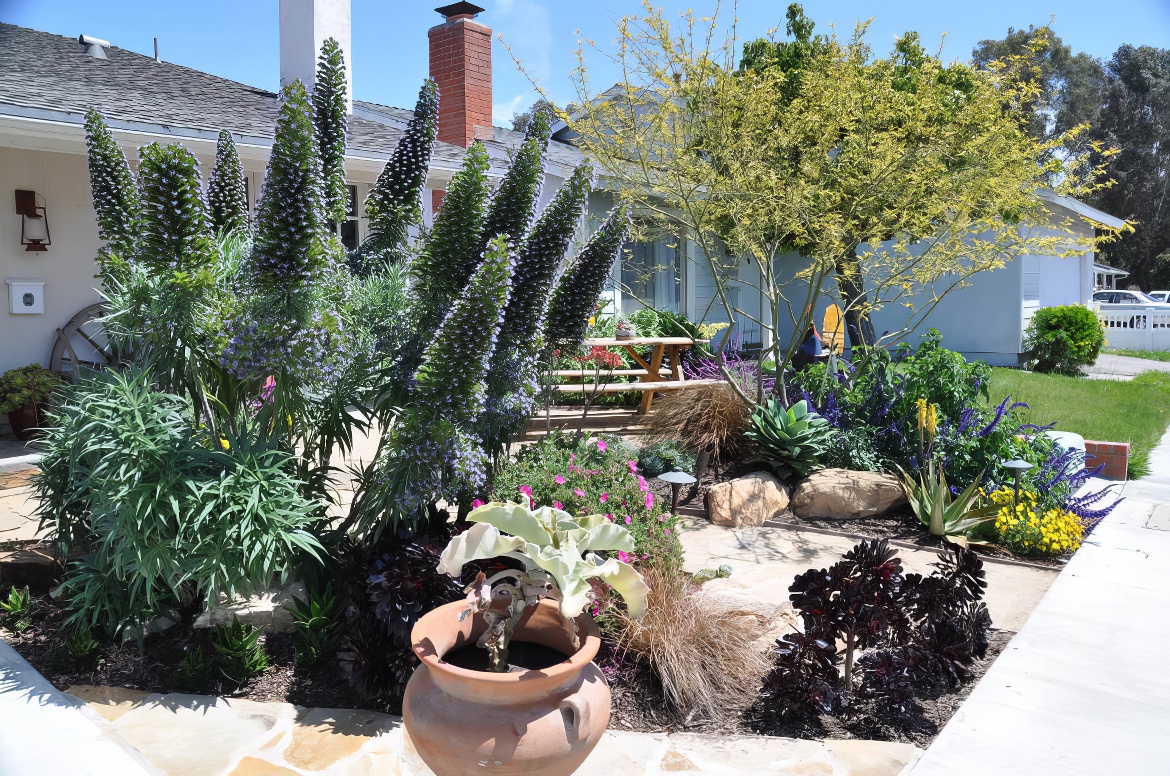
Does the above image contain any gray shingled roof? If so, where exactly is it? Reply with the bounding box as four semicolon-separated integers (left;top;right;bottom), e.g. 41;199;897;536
0;22;465;166
0;22;585;175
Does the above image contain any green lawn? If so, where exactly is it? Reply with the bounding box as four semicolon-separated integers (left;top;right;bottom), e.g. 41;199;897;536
1106;349;1170;363
989;368;1170;478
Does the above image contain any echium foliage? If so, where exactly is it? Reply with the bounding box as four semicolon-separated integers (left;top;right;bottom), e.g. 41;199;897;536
410;142;490;336
135;143;220;277
207;130;249;234
249;80;328;305
477;109;551;256
313;37;349;224
84;110;141;281
545;203;630;349
362;79;439;262
479;163;592;447
351;237;513;536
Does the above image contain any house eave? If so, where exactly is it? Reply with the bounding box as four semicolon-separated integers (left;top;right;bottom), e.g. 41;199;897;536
1038;190;1126;230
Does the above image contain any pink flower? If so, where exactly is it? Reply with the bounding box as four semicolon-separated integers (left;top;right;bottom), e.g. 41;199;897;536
261;375;277;403
645;492;655;510
617;550;630;563
624;515;632;525
570;453;576;462
574;488;586;497
554;501;564;510
638;476;649;492
472;499;484;509
628;460;638;474
605;513;614;522
664;529;672;536
519;485;533;499
597;439;608;452
555;475;566;485
599;493;609;504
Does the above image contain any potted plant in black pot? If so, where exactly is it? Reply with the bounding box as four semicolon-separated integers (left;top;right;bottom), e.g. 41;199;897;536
0;363;62;441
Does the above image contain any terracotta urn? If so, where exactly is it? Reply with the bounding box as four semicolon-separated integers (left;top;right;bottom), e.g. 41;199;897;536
404;598;611;775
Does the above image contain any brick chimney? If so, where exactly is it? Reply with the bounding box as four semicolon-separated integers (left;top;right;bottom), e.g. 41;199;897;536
279;0;353;113
429;2;492;147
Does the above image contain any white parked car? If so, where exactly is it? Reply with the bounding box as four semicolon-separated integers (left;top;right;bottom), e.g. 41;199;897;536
1092;290;1170;308
1148;290;1170;303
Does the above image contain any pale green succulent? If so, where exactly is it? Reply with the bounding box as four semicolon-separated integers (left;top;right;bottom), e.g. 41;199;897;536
437;499;650;671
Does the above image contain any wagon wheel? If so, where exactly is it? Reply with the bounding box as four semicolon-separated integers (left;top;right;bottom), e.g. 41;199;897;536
49;302;122;382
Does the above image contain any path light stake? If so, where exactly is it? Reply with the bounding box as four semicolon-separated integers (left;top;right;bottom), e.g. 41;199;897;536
1002;459;1034;505
657;468;697;514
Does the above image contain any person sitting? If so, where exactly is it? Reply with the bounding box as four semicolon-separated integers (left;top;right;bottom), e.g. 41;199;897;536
792;320;823;372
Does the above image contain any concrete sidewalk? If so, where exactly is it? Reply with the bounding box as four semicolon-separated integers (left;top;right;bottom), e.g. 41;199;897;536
909;434;1170;775
1085;352;1170;381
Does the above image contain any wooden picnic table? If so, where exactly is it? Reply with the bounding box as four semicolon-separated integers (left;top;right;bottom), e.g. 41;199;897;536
572;336;711;414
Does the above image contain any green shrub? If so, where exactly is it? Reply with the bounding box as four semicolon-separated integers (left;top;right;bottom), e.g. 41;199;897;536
821;426;887;473
210;620;269;687
52;629;104;673
1024;305;1105;376
0;363;61;414
35;367;324;638
746;399;834;481
176;645;213;691
636;441;698;477
895;330;992;420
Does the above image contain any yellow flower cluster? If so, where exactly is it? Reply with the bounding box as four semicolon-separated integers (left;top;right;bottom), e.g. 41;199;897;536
988;487;1083;557
916;397;937;439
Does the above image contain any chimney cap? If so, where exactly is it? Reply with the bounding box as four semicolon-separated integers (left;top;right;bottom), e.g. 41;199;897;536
435;2;485;20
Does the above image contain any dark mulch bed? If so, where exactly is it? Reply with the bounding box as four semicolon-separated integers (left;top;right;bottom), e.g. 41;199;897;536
602;629;1012;748
2;593;365;710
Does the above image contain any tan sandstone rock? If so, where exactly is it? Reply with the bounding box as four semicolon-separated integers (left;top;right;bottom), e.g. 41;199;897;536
790;468;907;519
706;472;790;528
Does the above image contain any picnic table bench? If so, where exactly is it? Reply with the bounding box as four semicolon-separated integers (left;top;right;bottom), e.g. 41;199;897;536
554;336;720;413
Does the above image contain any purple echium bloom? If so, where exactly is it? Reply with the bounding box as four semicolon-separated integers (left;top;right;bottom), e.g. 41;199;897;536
978;397;1028;438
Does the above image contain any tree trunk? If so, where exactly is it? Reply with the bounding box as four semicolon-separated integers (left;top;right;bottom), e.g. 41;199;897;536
835;246;877;349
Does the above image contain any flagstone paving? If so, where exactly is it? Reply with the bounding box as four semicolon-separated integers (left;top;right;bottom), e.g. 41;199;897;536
61;684;922;775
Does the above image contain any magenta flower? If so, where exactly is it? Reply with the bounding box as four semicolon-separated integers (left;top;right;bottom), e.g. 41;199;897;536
645;492;654;510
597;439;608;452
627;460;638;474
658;514;665;522
599;492;609;504
573;488;586;497
570;452;576;462
519;484;533;499
624;515;632;525
617;550;630;563
472;499;484;509
605;513;614;522
555;475;566;485
638;476;649;493
554;501;564;510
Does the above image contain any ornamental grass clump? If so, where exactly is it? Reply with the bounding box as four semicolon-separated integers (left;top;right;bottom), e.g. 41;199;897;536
641;382;754;464
988;488;1084;557
607;565;771;724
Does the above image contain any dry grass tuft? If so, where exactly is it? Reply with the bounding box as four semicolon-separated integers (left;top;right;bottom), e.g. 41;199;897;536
610;565;773;724
640;382;752;462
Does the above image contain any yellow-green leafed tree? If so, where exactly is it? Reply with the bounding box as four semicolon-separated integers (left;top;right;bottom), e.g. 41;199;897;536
548;1;1125;400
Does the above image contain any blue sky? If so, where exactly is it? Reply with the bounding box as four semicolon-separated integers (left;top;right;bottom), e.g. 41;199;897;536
4;0;1169;127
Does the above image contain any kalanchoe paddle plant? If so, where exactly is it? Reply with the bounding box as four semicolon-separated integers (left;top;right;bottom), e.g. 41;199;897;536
437;499;650;672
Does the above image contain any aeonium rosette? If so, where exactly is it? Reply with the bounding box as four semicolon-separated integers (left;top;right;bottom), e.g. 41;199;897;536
436;497;650;672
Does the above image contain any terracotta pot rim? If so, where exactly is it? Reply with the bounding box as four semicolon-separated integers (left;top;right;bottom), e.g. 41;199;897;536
411;599;601;685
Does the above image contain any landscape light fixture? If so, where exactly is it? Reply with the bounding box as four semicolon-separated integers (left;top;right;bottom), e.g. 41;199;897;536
656;468;697;514
1001;458;1033;503
15;190;50;252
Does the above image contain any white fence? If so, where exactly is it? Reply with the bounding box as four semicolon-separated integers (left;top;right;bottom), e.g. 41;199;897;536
1096;305;1170;351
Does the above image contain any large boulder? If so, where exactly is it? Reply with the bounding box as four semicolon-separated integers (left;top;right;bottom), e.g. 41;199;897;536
790;468;907;519
707;472;790;528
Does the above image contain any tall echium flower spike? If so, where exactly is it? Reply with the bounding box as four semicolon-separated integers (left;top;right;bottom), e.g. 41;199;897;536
313;37;349;224
207;130;249;234
361;79;439;264
478;163;593;448
135;143;219;276
250;80;327;303
414;235;514;427
477;109;550;259
545;202;631;350
411;142;490;334
83;110;142;257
